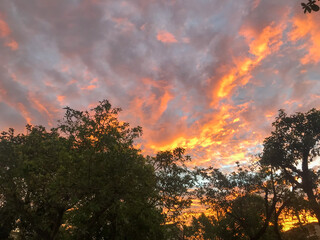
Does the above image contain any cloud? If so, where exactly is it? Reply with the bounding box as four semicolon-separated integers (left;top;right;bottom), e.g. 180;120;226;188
157;30;178;43
290;14;320;64
0;15;10;37
0;0;320;168
0;13;18;50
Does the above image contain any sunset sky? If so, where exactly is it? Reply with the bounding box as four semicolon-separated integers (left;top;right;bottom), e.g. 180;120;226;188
1;0;320;168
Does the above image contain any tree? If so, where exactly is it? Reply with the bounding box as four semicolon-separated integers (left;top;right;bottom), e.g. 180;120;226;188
148;148;195;222
185;213;218;240
0;126;78;239
0;193;15;240
260;109;320;224
147;148;196;240
196;164;292;240
0;100;165;239
57;100;165;239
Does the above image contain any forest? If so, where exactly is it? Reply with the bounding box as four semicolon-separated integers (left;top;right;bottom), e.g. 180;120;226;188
1;100;320;240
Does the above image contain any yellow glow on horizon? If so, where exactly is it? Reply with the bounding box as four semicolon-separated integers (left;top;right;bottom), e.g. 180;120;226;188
181;200;319;233
281;214;318;232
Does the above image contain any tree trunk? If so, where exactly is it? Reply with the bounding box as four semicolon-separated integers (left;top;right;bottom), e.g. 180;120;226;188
301;151;320;225
305;189;320;225
273;213;282;240
50;207;65;240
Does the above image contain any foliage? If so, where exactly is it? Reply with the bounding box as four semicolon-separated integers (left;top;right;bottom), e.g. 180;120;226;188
196;163;296;240
301;0;320;13
283;223;320;240
147;148;195;223
260;108;320;223
0;126;77;239
185;213;218;240
57;100;165;239
0;100;165;239
1;101;320;239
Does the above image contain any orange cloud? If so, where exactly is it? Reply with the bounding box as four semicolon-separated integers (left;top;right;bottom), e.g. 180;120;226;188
112;17;135;32
17;103;32;125
213;23;284;101
67;79;77;85
81;85;97;90
90;78;98;83
290;14;320;64
145;101;261;168
0;15;10;37
57;95;66;105
6;39;18;50
0;86;7;96
0;14;18;50
29;94;55;126
0;77;31;126
132;78;173;119
248;24;283;58
157;30;178;44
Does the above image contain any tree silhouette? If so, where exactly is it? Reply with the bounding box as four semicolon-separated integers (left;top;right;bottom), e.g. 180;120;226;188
0;100;165;239
302;0;320;13
196;165;291;240
260;109;320;225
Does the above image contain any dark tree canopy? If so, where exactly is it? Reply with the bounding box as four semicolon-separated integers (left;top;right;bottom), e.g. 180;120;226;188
148;148;195;222
261;108;320;224
1;100;320;239
196;164;292;240
0;100;165;240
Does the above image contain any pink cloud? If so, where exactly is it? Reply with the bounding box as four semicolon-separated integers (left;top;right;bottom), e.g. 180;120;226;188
157;30;178;44
57;95;66;104
5;39;18;50
81;85;97;90
0;14;10;37
0;14;18;50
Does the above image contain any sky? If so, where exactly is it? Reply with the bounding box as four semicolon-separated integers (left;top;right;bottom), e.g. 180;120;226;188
0;0;320;168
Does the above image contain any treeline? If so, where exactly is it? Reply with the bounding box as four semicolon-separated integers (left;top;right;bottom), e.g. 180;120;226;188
0;100;319;240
